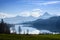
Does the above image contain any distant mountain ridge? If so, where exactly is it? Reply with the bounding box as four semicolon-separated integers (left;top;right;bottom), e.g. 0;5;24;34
0;12;53;24
33;16;60;32
39;12;52;19
0;16;38;24
0;12;60;32
21;16;60;32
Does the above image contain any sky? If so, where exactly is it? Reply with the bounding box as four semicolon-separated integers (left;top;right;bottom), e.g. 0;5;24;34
0;0;60;18
0;0;60;34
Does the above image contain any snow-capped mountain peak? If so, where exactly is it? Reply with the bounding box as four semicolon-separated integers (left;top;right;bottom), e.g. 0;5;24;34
43;12;51;16
40;12;52;19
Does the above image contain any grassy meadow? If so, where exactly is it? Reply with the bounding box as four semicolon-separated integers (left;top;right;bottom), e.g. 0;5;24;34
0;34;60;40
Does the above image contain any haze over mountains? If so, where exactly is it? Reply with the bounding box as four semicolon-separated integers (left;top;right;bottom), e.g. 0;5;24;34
22;16;60;32
32;16;60;32
0;15;38;24
40;12;53;19
0;12;53;24
0;12;60;33
19;12;60;32
3;16;38;24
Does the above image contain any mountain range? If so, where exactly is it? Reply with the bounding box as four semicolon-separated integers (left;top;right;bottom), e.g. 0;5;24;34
0;12;52;24
0;12;60;32
39;12;52;19
22;16;60;32
19;12;60;32
3;16;38;24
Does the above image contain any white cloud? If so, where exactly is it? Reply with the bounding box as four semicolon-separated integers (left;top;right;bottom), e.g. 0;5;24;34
31;13;40;17
18;9;42;18
0;12;17;18
34;1;60;5
0;9;42;18
19;11;31;17
20;26;40;34
40;30;51;33
55;14;60;16
32;9;42;12
42;1;60;5
29;30;40;34
31;9;42;17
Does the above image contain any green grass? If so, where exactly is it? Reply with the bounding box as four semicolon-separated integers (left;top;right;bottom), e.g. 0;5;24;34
0;34;60;40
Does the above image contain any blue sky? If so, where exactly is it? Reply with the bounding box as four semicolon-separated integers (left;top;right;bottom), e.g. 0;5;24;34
0;0;60;17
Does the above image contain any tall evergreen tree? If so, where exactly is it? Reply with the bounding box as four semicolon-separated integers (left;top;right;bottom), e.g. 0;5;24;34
0;19;10;34
26;29;29;35
18;26;21;34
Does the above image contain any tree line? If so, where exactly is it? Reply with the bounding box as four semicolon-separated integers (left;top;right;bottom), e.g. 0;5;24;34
0;19;29;34
0;19;10;34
